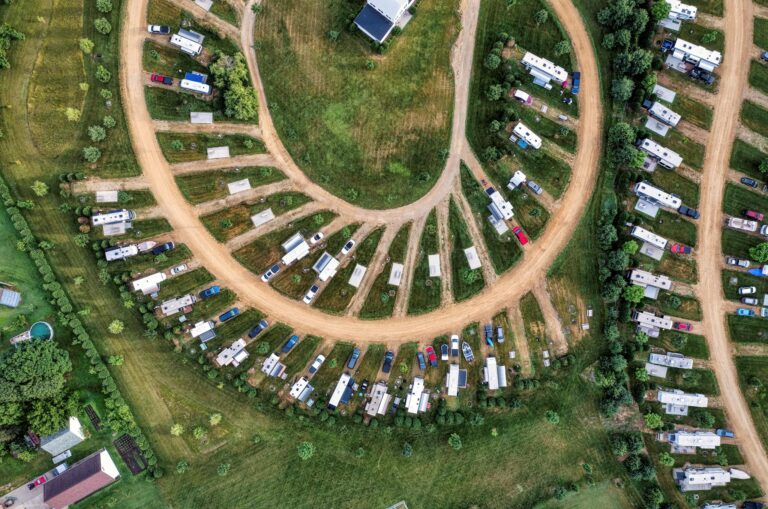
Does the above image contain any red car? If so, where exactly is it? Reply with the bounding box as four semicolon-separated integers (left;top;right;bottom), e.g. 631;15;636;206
512;226;529;245
28;475;47;490
674;322;692;331
671;243;692;255
150;73;173;86
425;346;438;367
745;210;765;221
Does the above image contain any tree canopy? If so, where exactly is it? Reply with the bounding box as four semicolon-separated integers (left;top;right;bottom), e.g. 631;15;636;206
0;339;72;402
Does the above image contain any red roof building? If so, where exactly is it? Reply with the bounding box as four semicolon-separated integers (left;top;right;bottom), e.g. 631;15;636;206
44;449;120;508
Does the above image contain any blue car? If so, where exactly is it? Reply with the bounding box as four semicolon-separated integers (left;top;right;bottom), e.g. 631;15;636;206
416;352;426;371
200;285;221;299
737;308;756;317
347;348;361;369
218;307;239;322
248;319;269;338
281;335;300;353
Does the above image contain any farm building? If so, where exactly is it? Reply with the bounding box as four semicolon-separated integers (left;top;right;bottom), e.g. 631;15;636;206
104;244;139;262
365;382;391;417
43;449;120;509
482;357;507;391
349;264;367;288
665;430;721;452
251;208;275;228
227;178;251;195
632;310;674;337
445;363;467;397
647;102;682;127
507;170;527;191
40;417;86;457
511;122;542;149
261;353;287;379
640;139;683;171
159;294;196;317
313;252;341;282
289;377;315;403
328;373;353;410
486;187;514;221
216;339;249;367
190;111;214;124
428;255;441;278
464;247;481;270
131;272;167;295
0;286;21;308
91;209;135;226
633;181;682;211
521;52;568;87
673;467;730;492
649;351;693;369
281;233;310;265
354;0;415;43
388;263;404;286
672;38;722;72
658;388;708;416
189;320;216;343
405;376;428;414
627;269;672;299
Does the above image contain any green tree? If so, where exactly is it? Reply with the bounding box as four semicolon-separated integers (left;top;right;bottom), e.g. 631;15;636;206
448;433;462;450
534;8;548;25
30;180;48;197
659;452;675;467
107;319;124;334
0;340;72;402
701;31;717;44
96;0;112;12
27;393;77;434
611;77;635;102
93;17;111;34
170;423;184;436
297;441;316;460
402;442;413;457
65;108;81;122
79;38;94;54
107;355;124;366
82;146;102;163
209;413;222;426
217;463;230;476
622;240;639;255
95;65;111;83
170;140;184;151
102;115;116;129
88;125;107;142
484;53;501;70
545;410;560;424
650;1;671;21
485;84;504;101
643;412;663;429
635;367;649;382
553;40;570;56
750;242;768;263
176;459;189;474
759;158;768;176
623;284;645;303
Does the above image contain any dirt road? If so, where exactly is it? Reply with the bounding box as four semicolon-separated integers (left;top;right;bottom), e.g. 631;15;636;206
694;0;768;492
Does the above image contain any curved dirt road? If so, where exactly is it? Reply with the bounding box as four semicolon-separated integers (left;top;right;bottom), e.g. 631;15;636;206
694;0;768;492
120;0;602;341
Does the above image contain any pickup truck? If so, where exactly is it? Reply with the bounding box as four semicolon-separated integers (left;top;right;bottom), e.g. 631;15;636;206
727;217;758;232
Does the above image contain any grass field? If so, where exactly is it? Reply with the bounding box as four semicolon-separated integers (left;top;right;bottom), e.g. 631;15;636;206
448;199;486;301
359;223;412;319
91;218;172;240
175;166;284;204
508;189;550;239
145;86;229;121
756;18;768;49
314;228;384;314
497;155;571;199
639;252;698;284
730;139;768;180
721;229;761;260
728;314;768;343
76;189;157;209
649;129;705;170
156;267;215;300
634;209;697;247
210;0;239;26
721;269;768;302
283;335;322;377
742;100;768;139
685;0;723;16
678;21;724;53
142;40;208;77
666;92;713;130
146;0;240;55
520;291;547;373
723;183;768;218
749;60;768;96
201;192;311;241
253;0;458;208
736;356;768;454
655;330;710;359
407;209;442;315
654;292;702;321
156;132;266;163
646;168;699;207
534;481;633;509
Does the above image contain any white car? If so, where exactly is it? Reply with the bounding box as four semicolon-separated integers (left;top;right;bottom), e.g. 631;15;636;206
341;240;356;255
261;263;280;282
738;286;757;295
170;264;188;275
147;25;170;34
303;284;319;304
310;232;324;245
308;354;325;374
742;297;759;306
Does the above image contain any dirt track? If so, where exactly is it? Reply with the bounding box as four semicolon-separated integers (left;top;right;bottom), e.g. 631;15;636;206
121;0;602;341
694;0;768;493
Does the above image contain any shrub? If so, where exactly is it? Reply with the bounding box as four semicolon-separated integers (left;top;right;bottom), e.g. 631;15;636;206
79;38;94;54
297;441;315;460
88;125;107;142
95;65;111;83
93;17;112;34
96;0;112;12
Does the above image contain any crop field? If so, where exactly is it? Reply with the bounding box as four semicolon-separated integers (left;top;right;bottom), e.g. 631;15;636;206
407;210;442;315
359;223;412;319
142;40;208;77
175;166;284;204
749;60;768;96
730;139;768;180
741;100;768;139
646;169;699;207
156;132;266;163
201;192;311;241
314;228;384;314
648;130;705;170
448;199;486;301
253;0;458;208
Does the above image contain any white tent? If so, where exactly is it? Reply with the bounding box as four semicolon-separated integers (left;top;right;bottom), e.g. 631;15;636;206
349;264;367;288
227;178;251;195
428;254;441;277
464;247;481;270
251;208;275;227
388;263;404;286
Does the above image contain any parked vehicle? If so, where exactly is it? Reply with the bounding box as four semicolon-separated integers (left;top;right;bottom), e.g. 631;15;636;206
761;224;768;237
425;346;438;367
670;243;692;254
310;232;324;245
674;322;692;331
742;297;759;305
281;335;300;353
526;180;543;195
726;256;751;268
28;476;47;490
762;308;768;318
689;68;715;85
358;379;369;397
347;348;361;369
738;308;756;317
440;344;449;361
728;217;759;232
303;284;319;304
147;25;170;34
497;326;505;343
170;264;188;275
484;324;494;347
512;226;529;245
218;307;239;322
738;286;757;295
151;242;174;255
461;341;475;363
746;210;765;221
341;240;356;255
150;73;173;85
762;51;768;62
199;285;221;299
248;319;269;338
741;177;759;189
450;335;460;357
716;428;735;438
416;352;427;371
571;71;581;94
261;263;281;282
309;354;325;374
382;351;394;373
678;205;700;219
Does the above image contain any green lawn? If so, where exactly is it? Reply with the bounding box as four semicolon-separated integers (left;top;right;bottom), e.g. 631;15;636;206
721;229;761;260
283;335;322;377
756;18;768;49
646;169;699;207
741;100;768;139
448;198;485;301
407;209;442;315
728;315;768;343
144;86;228;122
655;331;710;359
648;129;705;170
201;192;311;242
723;183;768;218
175;166;284;204
669;368;719;395
678;21;724;53
93;218;172;241
210;0;239;26
359;223;411;319
508;189;550;240
520;291;546;372
534;481;633;509
633;209;697;247
730;139;768;180
156;132;266;163
749;60;768;96
147;0;240;55
75;189;156;209
667;93;712;130
736;356;768;455
721;269;768;302
684;0;723;16
142;40;207;77
253;0;458;208
654;292;702;321
156;268;215;300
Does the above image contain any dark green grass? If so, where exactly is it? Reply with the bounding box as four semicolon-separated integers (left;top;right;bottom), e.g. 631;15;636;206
283;335;322;377
723;183;768;218
678;21;724;53
311;342;355;393
668;368;719;395
213;308;265;345
633;209;697;247
756;18;768;49
721;269;768;301
142;40;208;77
667;92;713;130
210;0;239;26
736;356;768;455
175;166;284;204
448;198;486;302
155;267;215;300
653;292;702;321
75;190;156;209
749;60;768;96
407;209;442;315
359;223;412;319
508;189;550;239
721;229;761;260
145;86;227;122
685;0;723;16
655;331;710;359
166;288;235;328
646;168;699;207
730;139;768;180
646;129;705;171
741;100;768;139
105;244;192;275
728;315;768;343
156;132;266;163
93;218;172;241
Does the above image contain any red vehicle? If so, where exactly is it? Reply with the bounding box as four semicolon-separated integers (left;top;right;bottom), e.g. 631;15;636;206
512;226;529;246
671;243;692;255
745;209;765;221
28;475;47;490
425;346;438;367
150;73;173;86
674;322;692;331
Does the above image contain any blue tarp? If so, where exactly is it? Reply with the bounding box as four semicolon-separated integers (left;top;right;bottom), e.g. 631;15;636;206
184;72;207;83
354;4;395;43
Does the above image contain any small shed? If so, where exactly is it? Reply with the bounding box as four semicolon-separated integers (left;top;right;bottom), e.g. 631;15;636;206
190;112;214;124
388;263;404;286
428;254;441;278
207;146;231;160
251;208;275;227
227;178;251;195
464;247;481;270
95;190;119;203
349;264;367;288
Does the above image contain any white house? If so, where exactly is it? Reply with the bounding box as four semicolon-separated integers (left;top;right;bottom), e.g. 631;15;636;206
673;38;722;72
628;269;673;299
131;272;167;295
640;139;683;170
354;0;415;43
281;233;310;265
633;181;682;210
159;294;196;317
40;417;86;457
364;382;391;417
216;338;249;367
512;122;542;149
312;252;340;282
674;467;731;492
648;102;682;127
521;52;568;86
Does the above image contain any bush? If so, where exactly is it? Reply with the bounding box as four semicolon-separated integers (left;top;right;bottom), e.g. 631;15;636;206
82;146;102;163
96;0;112;12
79;38;94;54
95;65;111;83
94;17;112;34
88;125;107;142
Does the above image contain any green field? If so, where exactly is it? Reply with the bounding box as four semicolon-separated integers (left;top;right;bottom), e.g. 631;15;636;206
648;129;705;170
756;18;768;49
730;139;768;180
721;229;761;260
142;40;207;77
146;0;239;55
634;209;697;247
448;198;486;301
144;86;228;122
749;60;768;96
175;166;284;204
654;292;702;321
646;168;699;207
508;189;550;239
736;356;768;454
76;189;156;209
678;21;724;53
156;132;266;163
741;100;768;139
407;209;442;315
685;0;723;16
723;183;768;218
359;223;411;319
728;314;768;343
201;192;311;241
655;331;710;359
253;0;458;208
666;92;713;130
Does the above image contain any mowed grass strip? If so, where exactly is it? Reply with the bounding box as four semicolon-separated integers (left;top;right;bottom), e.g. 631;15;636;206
314;228;384;314
741;100;768;139
669;93;713;130
655;330;710;359
749;60;768;96
648;130;705;170
201;192;311;242
175;166;284;204
157;132;265;163
254;0;458;208
756;18;768;49
729;314;768;343
311;342;355;393
685;0;723;16
145;86;226;122
449;198;485;301
721;229;761;260
359;223;412;319
407;209;442;316
678;21;724;53
283;335;322;377
723;183;768;218
233;210;338;275
155;267;215;300
76;190;157;209
634;209;697;247
646;168;700;207
142;40;207;77
459;164;522;274
730;139;768;181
